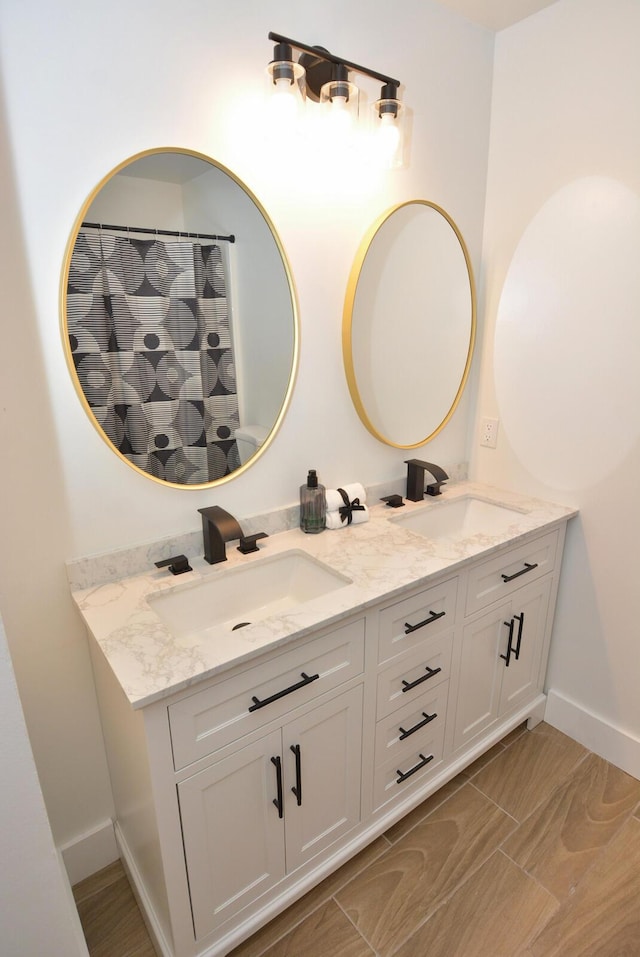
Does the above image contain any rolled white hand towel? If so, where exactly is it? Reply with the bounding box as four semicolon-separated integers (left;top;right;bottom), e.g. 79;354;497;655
325;483;367;512
325;504;369;529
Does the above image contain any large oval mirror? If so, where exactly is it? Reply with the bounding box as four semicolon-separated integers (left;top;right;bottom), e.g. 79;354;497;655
343;200;475;448
61;148;298;488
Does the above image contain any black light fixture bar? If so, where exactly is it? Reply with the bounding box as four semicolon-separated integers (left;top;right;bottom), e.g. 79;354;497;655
268;31;400;89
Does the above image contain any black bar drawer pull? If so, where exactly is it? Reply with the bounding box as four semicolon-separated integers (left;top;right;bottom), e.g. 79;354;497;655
404;609;446;634
398;711;437;740
249;671;320;712
290;744;302;806
271;755;283;819
501;561;538;583
401;665;442;693
396;752;434;784
500;618;515;667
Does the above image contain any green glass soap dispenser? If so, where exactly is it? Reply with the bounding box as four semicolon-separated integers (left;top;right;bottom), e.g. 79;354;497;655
300;469;326;534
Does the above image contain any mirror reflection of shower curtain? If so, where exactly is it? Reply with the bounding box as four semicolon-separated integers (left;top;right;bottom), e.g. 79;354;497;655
67;230;240;484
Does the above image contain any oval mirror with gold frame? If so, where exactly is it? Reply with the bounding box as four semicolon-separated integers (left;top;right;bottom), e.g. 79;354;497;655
343;200;476;448
61;147;299;489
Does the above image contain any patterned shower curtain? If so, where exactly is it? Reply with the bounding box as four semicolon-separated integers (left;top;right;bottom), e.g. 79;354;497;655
67;230;240;484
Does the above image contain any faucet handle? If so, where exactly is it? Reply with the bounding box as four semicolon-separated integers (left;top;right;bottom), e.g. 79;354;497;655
154;554;192;575
237;532;268;555
380;494;405;508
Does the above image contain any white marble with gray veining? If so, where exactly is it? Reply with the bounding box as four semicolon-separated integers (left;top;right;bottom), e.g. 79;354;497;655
70;482;576;710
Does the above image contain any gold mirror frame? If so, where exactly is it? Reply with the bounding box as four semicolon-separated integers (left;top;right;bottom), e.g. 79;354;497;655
60;146;299;490
342;200;476;449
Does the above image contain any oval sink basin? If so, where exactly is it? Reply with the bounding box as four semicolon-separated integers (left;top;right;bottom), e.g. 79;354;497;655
392;496;526;541
149;550;351;638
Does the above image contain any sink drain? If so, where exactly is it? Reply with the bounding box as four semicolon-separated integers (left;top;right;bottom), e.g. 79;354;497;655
232;621;252;631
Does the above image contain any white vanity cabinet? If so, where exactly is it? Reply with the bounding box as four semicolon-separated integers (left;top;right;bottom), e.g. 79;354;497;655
177;684;363;940
454;529;560;750
164;617;365;943
372;576;456;810
82;504;572;957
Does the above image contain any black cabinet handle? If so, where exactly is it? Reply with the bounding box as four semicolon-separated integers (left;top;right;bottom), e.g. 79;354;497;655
500;618;515;667
271;755;283;819
404;609;446;634
249;672;320;712
290;744;302;806
398;711;437;740
396;752;434;784
401;665;442;693
513;612;524;660
501;561;538;583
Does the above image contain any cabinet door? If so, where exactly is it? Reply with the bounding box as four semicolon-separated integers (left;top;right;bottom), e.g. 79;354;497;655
178;729;285;940
454;601;511;750
283;686;362;872
499;577;551;715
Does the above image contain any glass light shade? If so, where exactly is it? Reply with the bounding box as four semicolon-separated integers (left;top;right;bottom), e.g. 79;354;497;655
266;59;306;127
373;98;405;169
319;78;359;137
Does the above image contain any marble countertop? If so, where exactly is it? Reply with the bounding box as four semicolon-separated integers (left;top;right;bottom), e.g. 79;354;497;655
71;482;577;710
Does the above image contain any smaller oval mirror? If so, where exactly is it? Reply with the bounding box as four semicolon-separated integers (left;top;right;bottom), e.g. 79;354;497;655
343;200;476;448
61;148;299;489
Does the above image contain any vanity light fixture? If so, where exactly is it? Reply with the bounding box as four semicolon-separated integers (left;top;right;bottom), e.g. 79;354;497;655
267;31;405;167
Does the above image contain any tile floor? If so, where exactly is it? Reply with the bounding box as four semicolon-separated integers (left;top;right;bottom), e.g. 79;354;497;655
73;722;640;957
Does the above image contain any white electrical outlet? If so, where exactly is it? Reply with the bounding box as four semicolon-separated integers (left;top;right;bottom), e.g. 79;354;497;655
480;417;499;449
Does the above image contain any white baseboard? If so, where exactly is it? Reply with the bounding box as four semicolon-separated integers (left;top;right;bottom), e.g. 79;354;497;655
545;690;640;779
115;822;173;957
60;819;119;886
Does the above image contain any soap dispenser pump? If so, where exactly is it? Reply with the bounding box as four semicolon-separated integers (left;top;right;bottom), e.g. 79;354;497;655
300;469;326;534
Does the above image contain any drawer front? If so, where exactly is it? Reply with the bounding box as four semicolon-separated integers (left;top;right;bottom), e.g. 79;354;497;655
377;633;452;720
378;576;458;664
465;530;558;616
169;618;365;770
373;719;445;811
374;684;448;770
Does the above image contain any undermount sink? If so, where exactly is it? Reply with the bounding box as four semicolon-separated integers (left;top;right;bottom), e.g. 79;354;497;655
392;496;527;542
149;550;351;637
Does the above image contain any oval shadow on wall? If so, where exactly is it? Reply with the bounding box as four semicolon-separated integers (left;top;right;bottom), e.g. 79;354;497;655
494;176;640;491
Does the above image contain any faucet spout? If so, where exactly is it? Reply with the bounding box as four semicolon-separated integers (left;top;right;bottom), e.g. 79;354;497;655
198;506;244;564
405;459;449;501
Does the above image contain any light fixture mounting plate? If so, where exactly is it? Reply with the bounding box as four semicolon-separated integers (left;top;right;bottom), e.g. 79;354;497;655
298;46;332;102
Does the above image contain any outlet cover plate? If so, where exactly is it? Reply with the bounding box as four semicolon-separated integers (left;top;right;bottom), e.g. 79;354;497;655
480;417;499;449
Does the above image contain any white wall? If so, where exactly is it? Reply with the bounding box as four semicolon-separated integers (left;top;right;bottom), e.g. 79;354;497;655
473;0;640;774
0;613;89;956
0;0;493;875
88;173;186;231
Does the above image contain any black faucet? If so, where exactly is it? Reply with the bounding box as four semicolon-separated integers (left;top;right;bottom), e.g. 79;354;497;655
198;506;244;564
405;459;449;501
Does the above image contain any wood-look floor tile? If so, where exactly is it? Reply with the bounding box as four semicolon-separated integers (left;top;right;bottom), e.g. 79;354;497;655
393;850;558;957
76;873;155;957
259;899;374;957
529;816;640;956
228;837;389;957
336;783;517;956
503;752;640;900
471;723;587;821
501;721;528;747
458;741;505;779
73;859;125;905
383;776;464;844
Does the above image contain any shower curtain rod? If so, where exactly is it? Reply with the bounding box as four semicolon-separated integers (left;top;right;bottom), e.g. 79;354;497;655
81;221;235;243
